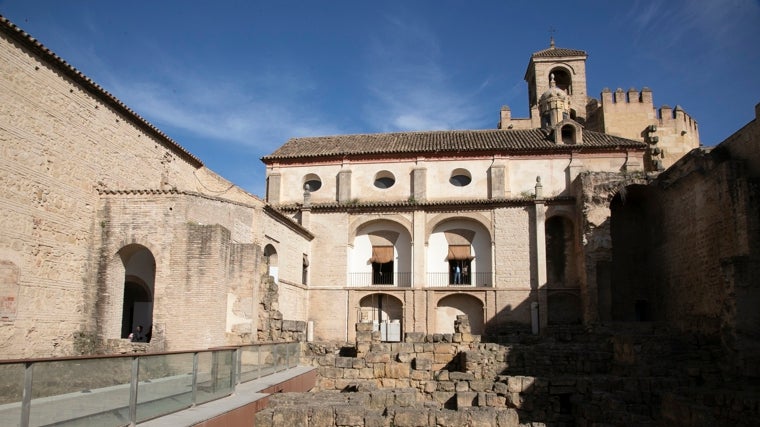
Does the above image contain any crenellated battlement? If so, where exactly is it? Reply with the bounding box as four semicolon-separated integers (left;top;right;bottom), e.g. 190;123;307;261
600;87;654;106
586;87;700;171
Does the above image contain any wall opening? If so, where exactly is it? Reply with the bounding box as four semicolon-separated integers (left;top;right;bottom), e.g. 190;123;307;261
359;293;403;341
118;245;155;341
436;294;484;334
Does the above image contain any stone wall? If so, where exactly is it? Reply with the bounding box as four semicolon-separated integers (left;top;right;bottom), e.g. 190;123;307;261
264;319;760;426
0;20;311;357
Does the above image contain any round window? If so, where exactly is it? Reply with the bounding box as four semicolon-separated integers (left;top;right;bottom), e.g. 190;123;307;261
450;169;472;187
303;174;322;192
374;171;396;189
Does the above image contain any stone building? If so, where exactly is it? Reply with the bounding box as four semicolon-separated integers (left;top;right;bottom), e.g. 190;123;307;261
0;16;312;358
262;39;700;343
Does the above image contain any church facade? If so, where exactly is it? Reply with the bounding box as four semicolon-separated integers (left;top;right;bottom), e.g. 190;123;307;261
262;41;700;342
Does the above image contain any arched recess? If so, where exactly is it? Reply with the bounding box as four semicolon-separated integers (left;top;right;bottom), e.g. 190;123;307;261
264;244;279;282
436;294;484;334
546;215;578;287
118;244;156;341
427;217;493;287
609;184;659;321
549;66;573;94
359;293;403;341
350;220;412;287
547;291;582;325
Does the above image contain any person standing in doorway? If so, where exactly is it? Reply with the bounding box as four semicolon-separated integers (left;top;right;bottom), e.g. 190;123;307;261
454;265;461;284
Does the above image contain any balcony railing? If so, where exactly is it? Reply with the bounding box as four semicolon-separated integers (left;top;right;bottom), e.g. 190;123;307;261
0;341;299;427
348;272;411;287
426;272;492;287
347;272;492;287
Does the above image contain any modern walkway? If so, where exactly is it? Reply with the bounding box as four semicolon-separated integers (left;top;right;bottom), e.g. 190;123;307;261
140;365;316;427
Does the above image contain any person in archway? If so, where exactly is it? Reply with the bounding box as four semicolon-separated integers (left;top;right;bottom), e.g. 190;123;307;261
129;325;147;342
454;264;461;284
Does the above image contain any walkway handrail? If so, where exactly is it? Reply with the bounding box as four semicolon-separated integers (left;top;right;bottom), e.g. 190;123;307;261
0;341;300;427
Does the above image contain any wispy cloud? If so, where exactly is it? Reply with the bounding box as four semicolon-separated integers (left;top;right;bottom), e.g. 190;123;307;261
106;68;341;150
362;15;486;132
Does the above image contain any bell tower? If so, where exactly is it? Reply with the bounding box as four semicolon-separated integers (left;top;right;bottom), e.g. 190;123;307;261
524;38;588;124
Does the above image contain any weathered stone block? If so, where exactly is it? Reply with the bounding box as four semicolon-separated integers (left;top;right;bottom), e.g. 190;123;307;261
320;367;343;378
455;381;470;392
507;376;523;393
456;391;478;409
335;406;364;426
385;362;410;379
309;405;335;426
485;392;506;407
405;332;424;342
434;343;453;354
449;372;474;381
272;406;308;426
432;391;456;405
412;356;430;369
352;358;366;369
411;370;432;381
435;410;465;427
397;352;413;363
394;408;428;427
366;352;391;363
343;368;359;379
437;381;455;392
356;322;374;332
335;356;354;368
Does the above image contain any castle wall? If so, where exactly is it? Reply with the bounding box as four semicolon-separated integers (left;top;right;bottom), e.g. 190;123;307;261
589;88;700;170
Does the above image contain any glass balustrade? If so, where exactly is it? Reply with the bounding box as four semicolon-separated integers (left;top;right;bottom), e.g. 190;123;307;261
0;341;300;427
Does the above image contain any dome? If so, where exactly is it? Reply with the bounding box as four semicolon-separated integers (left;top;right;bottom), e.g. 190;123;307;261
539;74;568;103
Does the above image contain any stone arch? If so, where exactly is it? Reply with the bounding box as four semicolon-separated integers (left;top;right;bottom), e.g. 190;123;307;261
548;65;575;94
426;213;493;244
350;219;413;287
348;215;413;243
547;291;582;325
436;294;484;334
117;244;156;341
359;293;403;341
427;216;493;287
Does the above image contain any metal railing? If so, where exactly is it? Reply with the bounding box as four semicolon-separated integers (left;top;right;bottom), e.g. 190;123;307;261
0;341;300;427
347;272;412;287
426;272;492;287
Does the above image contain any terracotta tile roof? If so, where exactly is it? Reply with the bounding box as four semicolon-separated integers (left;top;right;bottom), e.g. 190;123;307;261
262;128;645;162
532;46;587;58
0;15;203;167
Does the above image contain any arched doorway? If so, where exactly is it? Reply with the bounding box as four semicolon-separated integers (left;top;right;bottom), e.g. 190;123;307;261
436;294;484;334
119;245;155;341
359;293;403;341
609;184;659;321
264;244;279;282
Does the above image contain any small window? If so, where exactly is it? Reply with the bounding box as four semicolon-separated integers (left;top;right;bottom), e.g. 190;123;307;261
303;174;322;192
374;171;396;189
449;168;472;187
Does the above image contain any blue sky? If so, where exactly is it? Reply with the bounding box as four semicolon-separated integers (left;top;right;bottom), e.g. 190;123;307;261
2;1;759;197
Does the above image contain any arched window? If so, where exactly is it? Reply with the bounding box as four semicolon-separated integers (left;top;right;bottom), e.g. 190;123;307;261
264;244;279;282
561;125;576;144
550;67;572;94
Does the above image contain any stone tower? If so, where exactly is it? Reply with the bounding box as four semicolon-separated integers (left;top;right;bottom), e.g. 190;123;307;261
525;38;589;125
